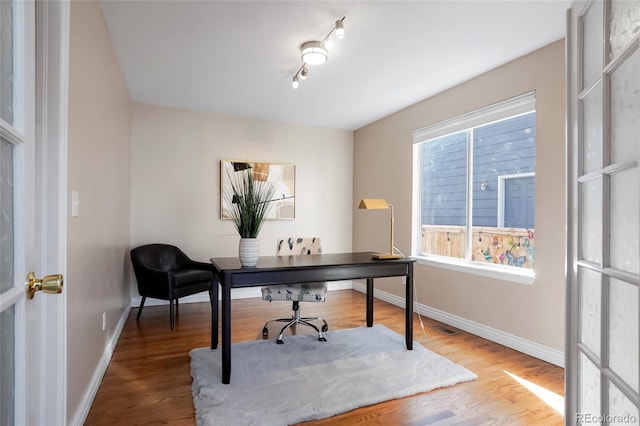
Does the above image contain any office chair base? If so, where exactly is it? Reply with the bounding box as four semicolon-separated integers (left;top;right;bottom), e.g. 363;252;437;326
262;316;328;344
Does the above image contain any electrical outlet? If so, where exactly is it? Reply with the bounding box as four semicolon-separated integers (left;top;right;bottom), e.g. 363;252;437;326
102;312;106;331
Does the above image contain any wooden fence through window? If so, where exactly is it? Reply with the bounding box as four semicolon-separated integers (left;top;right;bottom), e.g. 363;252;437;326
421;225;535;269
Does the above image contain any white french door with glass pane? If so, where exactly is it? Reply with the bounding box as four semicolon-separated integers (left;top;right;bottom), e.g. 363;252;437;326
0;1;67;425
567;0;640;424
1;1;36;424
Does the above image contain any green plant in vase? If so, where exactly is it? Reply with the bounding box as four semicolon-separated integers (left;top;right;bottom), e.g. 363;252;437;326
224;165;278;266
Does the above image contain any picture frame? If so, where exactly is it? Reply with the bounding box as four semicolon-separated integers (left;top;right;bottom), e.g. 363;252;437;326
220;160;296;220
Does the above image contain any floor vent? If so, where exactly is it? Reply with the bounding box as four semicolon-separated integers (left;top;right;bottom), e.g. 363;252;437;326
430;324;460;336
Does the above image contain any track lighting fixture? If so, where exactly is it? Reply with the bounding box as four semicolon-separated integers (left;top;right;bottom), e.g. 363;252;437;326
291;16;345;89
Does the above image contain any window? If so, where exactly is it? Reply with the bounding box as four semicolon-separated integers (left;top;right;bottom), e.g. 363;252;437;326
413;93;536;282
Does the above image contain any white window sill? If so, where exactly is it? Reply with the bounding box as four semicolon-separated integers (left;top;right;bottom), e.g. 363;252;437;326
415;255;536;285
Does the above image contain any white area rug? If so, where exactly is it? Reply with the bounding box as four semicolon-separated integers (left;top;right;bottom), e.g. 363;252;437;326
190;325;476;426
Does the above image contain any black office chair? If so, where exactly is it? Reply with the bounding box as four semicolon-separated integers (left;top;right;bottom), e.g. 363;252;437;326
130;244;214;329
261;237;328;344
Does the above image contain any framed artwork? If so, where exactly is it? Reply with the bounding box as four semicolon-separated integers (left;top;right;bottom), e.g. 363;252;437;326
220;160;296;220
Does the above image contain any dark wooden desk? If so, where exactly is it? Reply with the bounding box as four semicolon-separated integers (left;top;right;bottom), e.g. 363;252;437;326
210;252;416;384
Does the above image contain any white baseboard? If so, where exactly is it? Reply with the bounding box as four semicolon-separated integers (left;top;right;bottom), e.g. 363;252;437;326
351;282;564;367
71;303;131;426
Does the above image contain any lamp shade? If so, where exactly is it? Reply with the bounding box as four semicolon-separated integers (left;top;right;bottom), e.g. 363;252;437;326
359;199;389;210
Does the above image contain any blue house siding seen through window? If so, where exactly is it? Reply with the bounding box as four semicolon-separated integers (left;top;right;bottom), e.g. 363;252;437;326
421;132;468;226
421;112;536;228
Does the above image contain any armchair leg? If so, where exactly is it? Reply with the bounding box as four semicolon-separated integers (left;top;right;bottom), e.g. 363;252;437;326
176;298;179;314
136;296;146;321
169;298;175;330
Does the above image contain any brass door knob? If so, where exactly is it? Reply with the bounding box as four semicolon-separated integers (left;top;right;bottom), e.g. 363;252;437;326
25;272;63;300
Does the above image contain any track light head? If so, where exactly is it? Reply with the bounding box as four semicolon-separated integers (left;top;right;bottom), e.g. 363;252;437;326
335;19;344;39
292;75;299;89
300;67;308;80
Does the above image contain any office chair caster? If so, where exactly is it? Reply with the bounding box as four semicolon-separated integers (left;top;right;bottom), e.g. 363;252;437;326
317;324;328;341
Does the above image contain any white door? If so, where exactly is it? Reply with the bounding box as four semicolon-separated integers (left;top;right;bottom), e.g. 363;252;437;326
0;1;68;425
567;0;640;424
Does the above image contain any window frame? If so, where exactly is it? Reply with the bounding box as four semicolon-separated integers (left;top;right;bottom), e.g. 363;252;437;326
412;92;537;285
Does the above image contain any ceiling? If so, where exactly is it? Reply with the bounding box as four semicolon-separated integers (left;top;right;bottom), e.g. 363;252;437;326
99;0;571;131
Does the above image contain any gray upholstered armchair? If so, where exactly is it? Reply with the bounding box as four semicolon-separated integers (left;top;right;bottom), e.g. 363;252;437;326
130;244;214;329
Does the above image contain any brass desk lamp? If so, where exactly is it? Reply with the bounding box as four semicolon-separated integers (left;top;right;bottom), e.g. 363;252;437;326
358;198;402;259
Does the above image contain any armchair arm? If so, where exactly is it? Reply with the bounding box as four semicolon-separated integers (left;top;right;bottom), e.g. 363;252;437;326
132;264;173;298
183;259;214;273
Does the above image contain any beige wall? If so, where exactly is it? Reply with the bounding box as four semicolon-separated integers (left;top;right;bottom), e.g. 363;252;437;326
67;0;132;422
353;40;566;351
129;103;354;296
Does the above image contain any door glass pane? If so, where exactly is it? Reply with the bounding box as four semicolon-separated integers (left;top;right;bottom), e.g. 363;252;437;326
0;306;15;426
579;266;601;358
609;166;639;274
0;0;13;125
0;132;15;426
579;177;602;264
581;82;603;175
0;1;16;424
609;278;639;392
582;0;604;90
610;0;640;60
0;137;13;294
609;382;639;425
579;352;601;416
610;48;640;165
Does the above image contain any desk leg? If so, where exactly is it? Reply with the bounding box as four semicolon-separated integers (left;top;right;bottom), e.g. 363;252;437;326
210;281;218;349
405;263;414;350
366;278;374;327
221;282;231;384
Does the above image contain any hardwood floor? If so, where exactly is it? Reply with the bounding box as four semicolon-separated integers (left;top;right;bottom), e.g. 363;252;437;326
85;290;564;425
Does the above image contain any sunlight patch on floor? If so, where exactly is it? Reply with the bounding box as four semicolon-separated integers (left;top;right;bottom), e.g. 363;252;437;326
505;370;564;415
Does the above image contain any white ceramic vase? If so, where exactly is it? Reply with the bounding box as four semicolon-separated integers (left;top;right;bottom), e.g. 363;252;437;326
238;237;260;267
